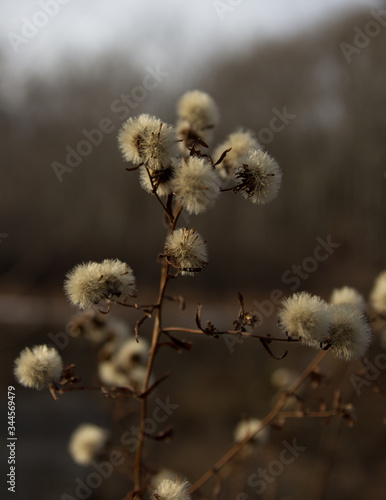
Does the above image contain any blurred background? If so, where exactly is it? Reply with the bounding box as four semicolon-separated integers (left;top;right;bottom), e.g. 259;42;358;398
1;1;386;499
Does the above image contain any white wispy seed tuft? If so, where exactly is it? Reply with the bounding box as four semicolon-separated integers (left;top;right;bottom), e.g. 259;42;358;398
235;149;282;205
14;345;63;390
118;114;179;169
278;292;331;347
164;228;208;276
172;157;220;215
152;478;191;500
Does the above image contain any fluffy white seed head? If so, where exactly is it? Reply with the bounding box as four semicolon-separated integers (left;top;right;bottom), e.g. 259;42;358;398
139;165;175;197
113;337;149;372
151;470;186;490
234;418;269;446
164;228;208;276
98;360;131;387
328;304;372;361
235;149;282;205
64;262;106;310
68;424;110;466
152;478;191;500
330;286;366;313
99;259;137;301
125;365;149;393
214;129;262;180
270;367;298;391
278;292;331;347
369;270;386;314
118;114;179;169
172;157;220;215
177;90;219;147
14;345;63;390
98;319;132;359
64;260;136;310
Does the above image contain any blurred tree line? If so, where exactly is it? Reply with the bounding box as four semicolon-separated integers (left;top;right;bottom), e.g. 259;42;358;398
1;8;385;295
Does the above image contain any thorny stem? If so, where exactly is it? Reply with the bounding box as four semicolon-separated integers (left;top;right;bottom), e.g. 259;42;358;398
189;349;329;494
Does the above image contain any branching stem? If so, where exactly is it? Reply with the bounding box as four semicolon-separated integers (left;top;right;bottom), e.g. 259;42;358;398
189;349;329;494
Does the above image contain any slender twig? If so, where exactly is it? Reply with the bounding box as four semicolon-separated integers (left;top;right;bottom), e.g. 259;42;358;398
145;166;174;223
161;326;298;343
277;410;338;418
189;349;329;494
111;299;156;313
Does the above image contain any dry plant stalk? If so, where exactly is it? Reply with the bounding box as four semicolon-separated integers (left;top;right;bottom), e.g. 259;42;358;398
13;91;386;500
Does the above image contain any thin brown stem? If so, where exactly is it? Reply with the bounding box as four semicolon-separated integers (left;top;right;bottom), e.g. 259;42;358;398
134;260;170;496
278;410;337;418
189;349;328;494
161;326;298;343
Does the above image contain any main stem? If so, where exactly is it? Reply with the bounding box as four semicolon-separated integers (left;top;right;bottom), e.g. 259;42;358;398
134;261;170;495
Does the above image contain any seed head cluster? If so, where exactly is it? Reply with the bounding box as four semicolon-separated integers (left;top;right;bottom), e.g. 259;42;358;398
214;129;262;180
64;259;137;310
278;291;372;360
278;292;331;347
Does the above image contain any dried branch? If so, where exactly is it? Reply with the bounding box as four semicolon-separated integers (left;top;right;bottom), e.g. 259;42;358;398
189;349;329;494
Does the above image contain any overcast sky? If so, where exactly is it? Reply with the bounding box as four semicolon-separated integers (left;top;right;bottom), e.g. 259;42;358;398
1;0;383;72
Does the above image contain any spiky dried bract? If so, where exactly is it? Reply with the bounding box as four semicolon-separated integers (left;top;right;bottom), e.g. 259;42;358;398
68;424;110;466
330;286;366;313
369;270;386;314
177;90;219;146
64;259;136;310
328;305;372;361
173;157;220;215
214;129;262;180
278;292;331;347
14;345;63;390
139;165;175;197
164;228;208;276
118;114;179;169
153;478;191;500
235;149;282;205
234;418;269;445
